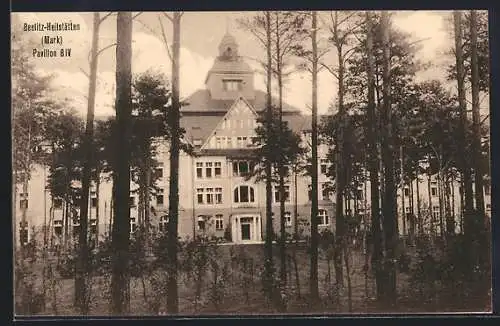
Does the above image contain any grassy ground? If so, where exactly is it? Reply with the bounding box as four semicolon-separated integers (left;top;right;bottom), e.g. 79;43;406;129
16;242;491;316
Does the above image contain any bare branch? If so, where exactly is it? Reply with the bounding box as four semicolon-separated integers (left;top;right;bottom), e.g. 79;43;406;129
342;45;361;64
95;43;117;60
78;67;90;79
132;12;143;20
158;15;173;61
162;12;173;23
99;12;114;25
320;62;339;80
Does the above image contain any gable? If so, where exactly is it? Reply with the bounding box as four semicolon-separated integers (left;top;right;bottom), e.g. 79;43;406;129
202;97;259;150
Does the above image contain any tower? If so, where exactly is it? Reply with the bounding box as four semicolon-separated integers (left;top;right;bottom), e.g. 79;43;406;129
205;31;255;101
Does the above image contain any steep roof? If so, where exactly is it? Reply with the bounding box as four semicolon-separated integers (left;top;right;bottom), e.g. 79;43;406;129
181;89;302;114
179;87;313;146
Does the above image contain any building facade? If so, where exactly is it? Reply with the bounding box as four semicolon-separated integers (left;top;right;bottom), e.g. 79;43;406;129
13;33;491;246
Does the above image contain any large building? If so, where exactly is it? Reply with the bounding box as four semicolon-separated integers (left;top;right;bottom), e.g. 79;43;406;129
13;33;491;247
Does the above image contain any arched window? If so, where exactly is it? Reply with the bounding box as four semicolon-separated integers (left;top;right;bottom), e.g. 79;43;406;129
233;185;255;203
318;209;329;226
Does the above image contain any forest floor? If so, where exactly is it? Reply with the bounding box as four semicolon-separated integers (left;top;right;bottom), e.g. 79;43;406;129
17;243;491;316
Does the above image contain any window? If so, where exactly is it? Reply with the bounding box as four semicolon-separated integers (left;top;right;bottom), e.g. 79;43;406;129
155;167;163;179
206;162;213;178
321;184;330;201
356;189;363;200
129;196;136;207
91;197;98;208
54;198;63;209
90;225;97;237
432;206;439;219
285;212;292;227
431;187;437;197
197;187;223;205
404;188;410;197
486;204;491;211
215;214;224;230
54;225;62;237
197;188;204;204
274;185;290;203
159;215;168;232
206;188;214;204
318;209;329;226
234;185;255;203
308;185;312;201
223;79;242;91
405;206;411;213
227;137;233;148
19;199;28;209
320;158;328;174
196;162;203;178
216;137;223;149
233;161;252;176
19;221;28;246
156;189;164;205
197;216;206;231
19;192;28;209
485;185;491;196
215;187;223;204
215;162;222;177
130;217;137;233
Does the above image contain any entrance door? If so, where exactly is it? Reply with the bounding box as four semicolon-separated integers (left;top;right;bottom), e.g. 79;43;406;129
241;223;251;240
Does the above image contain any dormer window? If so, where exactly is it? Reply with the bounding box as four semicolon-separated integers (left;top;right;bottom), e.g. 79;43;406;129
223;79;242;91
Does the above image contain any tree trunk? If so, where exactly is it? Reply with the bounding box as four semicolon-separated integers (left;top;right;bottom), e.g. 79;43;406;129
75;12;100;313
263;11;275;301
365;11;383;301
138;168;145;227
294;169;298;238
453;11;474;234
427;171;433;236
380;11;398;305
400;147;405;238
333;11;346;294
408;180;415;242
111;12;133;314
437;167;444;237
95;174;101;244
144;163;151;250
166;11;182;314
416;174;422;236
445;172;455;236
271;13;288;288
459;177;464;233
451;173;456;227
470;10;485;218
309;10;320;301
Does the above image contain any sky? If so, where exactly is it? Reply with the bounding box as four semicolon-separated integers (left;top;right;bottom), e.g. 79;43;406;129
11;11;485;118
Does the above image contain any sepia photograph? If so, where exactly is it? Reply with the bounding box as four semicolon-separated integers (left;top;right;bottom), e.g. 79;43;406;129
11;10;491;316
